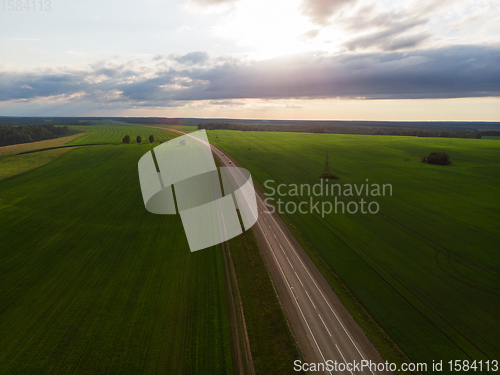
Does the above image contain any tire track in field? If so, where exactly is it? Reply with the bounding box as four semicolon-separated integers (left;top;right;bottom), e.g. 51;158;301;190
378;211;500;295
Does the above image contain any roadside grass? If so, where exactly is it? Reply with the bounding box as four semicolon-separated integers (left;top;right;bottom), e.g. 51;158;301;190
228;221;305;375
208;130;500;371
0;142;235;374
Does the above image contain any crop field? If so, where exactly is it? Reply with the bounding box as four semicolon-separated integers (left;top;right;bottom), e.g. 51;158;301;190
208;130;500;370
140;124;198;133
0;140;235;373
68;123;177;145
0;148;75;181
0;131;87;157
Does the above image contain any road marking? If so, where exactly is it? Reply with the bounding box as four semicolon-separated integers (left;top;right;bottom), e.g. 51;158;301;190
256;221;332;375
273;234;276;238
295;272;304;286
259;202;374;373
336;345;354;375
318;313;332;336
286;257;293;269
160;129;374;375
305;290;316;308
279;244;286;255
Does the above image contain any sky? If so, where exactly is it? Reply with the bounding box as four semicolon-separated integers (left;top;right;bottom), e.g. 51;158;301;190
0;0;499;120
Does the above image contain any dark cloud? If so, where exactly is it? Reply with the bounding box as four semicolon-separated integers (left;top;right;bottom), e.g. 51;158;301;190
339;6;430;51
344;26;430;51
300;0;357;26
0;45;499;107
172;51;209;65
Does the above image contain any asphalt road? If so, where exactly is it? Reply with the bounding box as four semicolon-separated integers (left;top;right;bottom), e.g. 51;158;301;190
131;124;391;375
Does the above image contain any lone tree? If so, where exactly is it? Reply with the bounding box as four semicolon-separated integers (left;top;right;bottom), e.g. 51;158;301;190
136;135;142;143
122;135;130;144
149;135;154;143
422;152;451;165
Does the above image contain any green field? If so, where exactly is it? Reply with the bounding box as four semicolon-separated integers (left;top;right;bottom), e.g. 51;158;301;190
0;124;306;374
68;122;177;145
208;130;500;371
0;148;75;181
0;136;236;373
143;124;198;133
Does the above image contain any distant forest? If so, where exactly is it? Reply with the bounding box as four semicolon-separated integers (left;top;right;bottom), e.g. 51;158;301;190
0;117;93;126
0;124;69;147
198;122;483;139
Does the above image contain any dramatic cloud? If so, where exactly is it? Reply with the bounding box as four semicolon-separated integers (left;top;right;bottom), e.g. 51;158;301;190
1;45;499;107
300;0;357;25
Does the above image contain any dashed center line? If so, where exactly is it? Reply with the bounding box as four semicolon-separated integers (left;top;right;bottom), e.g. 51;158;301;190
318;313;331;337
305;290;316;308
286;257;293;269
295;272;304;286
336;345;354;375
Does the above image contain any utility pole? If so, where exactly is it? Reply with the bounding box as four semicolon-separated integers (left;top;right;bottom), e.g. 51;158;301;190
323;151;330;174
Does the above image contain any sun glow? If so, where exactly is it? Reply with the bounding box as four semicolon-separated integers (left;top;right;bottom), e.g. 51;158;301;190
212;0;334;60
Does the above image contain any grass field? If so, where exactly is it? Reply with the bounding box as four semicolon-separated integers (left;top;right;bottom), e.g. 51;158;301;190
0;137;236;373
208;130;500;372
68;122;177;145
0;131;86;157
143;124;198;133
0;148;77;181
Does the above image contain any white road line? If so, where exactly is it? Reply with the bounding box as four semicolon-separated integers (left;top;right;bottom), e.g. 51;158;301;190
305;290;316;308
256;221;333;375
318;313;332;337
279;244;286;255
295;272;304;287
162;129;374;375
335;345;354;375
286;257;293;269
260;203;373;372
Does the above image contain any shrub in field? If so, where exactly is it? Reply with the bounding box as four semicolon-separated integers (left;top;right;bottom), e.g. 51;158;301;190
149;135;154;143
122;135;130;144
136;135;142;143
422;152;451;165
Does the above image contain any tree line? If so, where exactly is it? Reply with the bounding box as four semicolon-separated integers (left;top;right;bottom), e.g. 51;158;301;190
122;135;155;144
0;117;92;126
198;122;483;139
0;124;69;147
